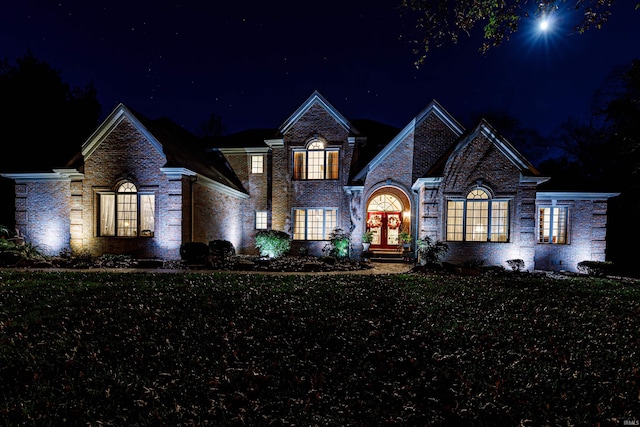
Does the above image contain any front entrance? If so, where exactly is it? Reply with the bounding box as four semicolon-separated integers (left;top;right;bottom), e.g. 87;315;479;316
366;211;401;249
366;191;410;250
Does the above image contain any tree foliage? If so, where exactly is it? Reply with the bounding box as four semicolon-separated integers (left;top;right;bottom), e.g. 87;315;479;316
199;113;226;138
401;0;637;65
0;51;101;172
538;59;640;273
466;109;552;164
544;59;640;191
0;51;102;227
601;59;640;187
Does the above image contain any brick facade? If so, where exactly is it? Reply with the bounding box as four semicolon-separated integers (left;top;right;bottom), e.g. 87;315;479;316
2;93;618;271
15;180;71;255
79;118;173;258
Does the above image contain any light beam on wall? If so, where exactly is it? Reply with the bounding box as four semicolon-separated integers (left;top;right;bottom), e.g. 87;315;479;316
41;219;66;256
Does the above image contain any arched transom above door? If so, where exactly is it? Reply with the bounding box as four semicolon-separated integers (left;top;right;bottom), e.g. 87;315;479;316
367;194;403;212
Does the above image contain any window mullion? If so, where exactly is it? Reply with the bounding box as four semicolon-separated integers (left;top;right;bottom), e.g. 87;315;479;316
487;203;491;241
462;201;467;241
305;210;309;240
550;208;555;243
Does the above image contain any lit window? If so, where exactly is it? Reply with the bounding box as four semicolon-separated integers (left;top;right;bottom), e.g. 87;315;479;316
539;207;568;244
255;211;268;230
446;189;509;242
293;208;337;240
293;139;339;180
368;194;402;211
251;155;264;174
99;182;155;237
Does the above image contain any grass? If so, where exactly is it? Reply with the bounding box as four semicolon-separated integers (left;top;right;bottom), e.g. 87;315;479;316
0;270;639;426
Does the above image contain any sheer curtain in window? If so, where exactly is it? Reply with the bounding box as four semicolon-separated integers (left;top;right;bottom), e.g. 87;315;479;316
100;194;116;236
140;194;155;235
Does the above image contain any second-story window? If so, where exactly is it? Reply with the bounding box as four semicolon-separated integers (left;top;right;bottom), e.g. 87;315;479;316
251;155;264;174
293;139;339;180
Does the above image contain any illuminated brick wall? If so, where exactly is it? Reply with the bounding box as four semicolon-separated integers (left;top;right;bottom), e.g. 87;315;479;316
14;180;71;256
78;117;182;259
436;131;537;269
224;152;270;254
278;103;354;256
534;199;610;271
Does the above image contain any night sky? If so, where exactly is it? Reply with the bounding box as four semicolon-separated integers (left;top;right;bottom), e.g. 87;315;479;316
2;1;639;138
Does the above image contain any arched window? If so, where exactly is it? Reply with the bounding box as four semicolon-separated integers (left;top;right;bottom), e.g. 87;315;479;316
446;188;509;242
293;139;339;180
99;181;155;237
367;194;403;212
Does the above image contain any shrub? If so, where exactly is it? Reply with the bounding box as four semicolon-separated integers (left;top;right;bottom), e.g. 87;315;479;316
179;242;210;265
209;240;236;259
0;238;44;267
415;235;449;265
255;230;291;258
506;259;525;272
14;242;43;261
362;230;375;243
0;224;13;239
61;249;95;269
0;247;20;266
0;238;15;252
577;260;614;277
326;228;350;259
398;231;412;245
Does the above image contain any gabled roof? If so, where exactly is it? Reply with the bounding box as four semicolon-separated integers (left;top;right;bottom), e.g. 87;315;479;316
424;119;542;179
347;119;400;183
279;90;355;135
83;103;247;196
351;100;463;183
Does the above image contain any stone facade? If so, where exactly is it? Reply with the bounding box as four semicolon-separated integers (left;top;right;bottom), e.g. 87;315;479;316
1;91;619;271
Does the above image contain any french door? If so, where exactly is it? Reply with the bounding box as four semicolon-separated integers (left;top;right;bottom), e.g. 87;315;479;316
366;211;402;249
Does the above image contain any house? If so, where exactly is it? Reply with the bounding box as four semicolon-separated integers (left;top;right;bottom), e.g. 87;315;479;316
1;91;619;271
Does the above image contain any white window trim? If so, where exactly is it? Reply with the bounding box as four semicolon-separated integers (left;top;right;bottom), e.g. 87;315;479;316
292;207;338;240
255;211;268;230
537;205;570;244
97;186;156;238
292;147;340;180
445;191;511;242
251;155;264;174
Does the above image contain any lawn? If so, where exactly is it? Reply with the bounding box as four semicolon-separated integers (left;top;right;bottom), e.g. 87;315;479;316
0;270;639;426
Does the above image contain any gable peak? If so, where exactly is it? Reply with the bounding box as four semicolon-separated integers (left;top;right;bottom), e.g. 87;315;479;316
414;99;465;135
280;90;351;134
459;118;540;175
